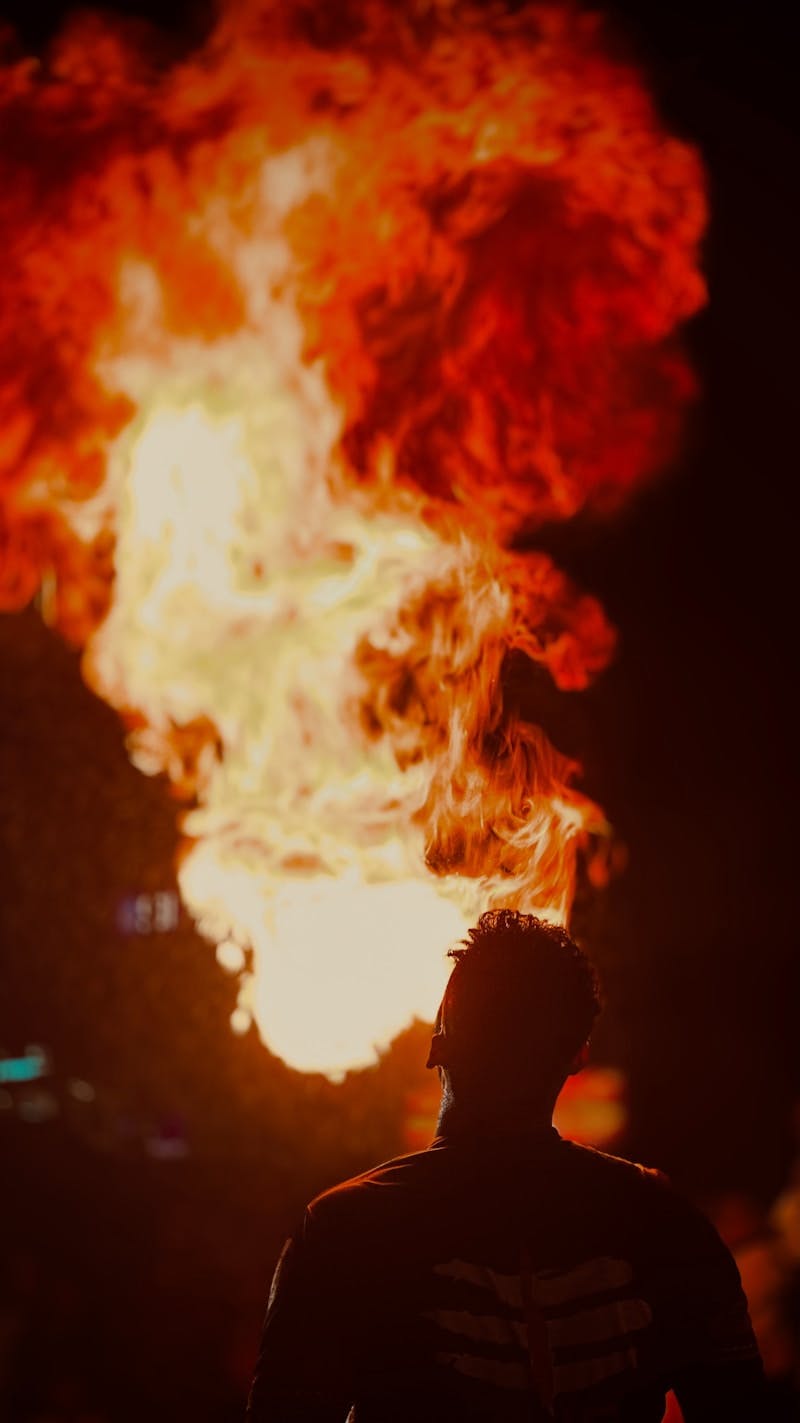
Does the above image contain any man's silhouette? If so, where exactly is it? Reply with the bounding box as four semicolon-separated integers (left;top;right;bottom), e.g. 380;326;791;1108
247;910;763;1420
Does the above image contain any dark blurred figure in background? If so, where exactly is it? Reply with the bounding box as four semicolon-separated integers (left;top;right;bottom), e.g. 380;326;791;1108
771;1099;800;1387
711;1190;798;1419
247;910;765;1422
703;1101;800;1421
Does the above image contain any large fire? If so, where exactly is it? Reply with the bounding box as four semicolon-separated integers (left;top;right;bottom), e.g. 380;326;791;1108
0;1;705;1075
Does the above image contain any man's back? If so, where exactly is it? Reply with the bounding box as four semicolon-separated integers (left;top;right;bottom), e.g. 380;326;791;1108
248;1126;761;1421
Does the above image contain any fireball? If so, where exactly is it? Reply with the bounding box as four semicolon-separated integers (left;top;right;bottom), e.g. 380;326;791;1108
0;1;705;1074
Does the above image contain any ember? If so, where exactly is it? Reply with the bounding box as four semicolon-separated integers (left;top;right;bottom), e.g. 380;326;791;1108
0;1;705;1074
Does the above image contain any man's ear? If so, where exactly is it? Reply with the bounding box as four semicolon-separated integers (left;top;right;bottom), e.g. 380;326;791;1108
567;1041;590;1076
426;1031;447;1071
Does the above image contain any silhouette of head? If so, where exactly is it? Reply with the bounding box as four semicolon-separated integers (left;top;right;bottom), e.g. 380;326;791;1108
428;909;601;1105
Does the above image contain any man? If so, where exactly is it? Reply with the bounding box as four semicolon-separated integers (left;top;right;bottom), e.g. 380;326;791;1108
247;910;764;1420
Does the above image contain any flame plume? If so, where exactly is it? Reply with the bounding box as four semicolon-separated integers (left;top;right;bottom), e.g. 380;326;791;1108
0;2;706;1075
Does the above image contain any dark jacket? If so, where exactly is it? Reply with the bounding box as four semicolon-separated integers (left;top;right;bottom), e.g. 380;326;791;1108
247;1126;763;1421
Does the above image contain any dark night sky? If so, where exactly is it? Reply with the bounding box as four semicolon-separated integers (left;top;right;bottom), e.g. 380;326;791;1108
577;0;798;1191
1;0;798;1201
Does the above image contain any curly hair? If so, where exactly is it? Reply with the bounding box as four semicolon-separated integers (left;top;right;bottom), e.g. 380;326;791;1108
441;909;602;1080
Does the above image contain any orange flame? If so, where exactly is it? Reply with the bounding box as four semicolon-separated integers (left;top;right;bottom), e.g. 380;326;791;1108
0;2;706;1075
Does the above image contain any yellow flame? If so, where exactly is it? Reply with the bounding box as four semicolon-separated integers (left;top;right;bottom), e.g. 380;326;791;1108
75;186;494;1073
57;135;601;1077
87;379;491;1072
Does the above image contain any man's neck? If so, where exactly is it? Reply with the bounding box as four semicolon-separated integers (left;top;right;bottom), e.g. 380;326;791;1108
435;1092;557;1141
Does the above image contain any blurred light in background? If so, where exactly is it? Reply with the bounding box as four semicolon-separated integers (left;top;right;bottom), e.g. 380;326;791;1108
116;889;181;935
68;1079;96;1103
0;1046;50;1083
17;1089;59;1124
554;1067;628;1148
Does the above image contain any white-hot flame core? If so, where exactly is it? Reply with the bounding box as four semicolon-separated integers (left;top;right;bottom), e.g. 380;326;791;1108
251;877;465;1076
75;149;498;1074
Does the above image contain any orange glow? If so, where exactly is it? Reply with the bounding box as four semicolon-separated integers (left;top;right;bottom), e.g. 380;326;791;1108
553;1066;628;1147
0;2;705;1075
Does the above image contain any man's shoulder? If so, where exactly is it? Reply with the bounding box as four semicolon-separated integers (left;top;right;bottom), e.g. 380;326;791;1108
561;1138;669;1190
306;1137;671;1230
308;1146;439;1227
565;1142;738;1261
561;1139;703;1224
